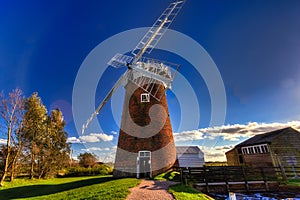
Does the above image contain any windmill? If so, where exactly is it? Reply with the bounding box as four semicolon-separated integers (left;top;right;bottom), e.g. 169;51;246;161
82;0;186;178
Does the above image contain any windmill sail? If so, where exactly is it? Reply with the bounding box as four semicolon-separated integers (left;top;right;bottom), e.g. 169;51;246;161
82;0;185;134
108;53;133;68
132;0;186;63
82;72;126;134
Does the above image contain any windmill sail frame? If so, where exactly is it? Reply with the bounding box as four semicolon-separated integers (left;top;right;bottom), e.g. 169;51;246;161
127;57;180;101
82;0;186;134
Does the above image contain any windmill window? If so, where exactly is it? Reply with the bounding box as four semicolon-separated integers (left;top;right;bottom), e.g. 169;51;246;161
139;151;151;157
141;93;150;102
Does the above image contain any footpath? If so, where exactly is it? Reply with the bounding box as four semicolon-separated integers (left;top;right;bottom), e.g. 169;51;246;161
126;179;178;200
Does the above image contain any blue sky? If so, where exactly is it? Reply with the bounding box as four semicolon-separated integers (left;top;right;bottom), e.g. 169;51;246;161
1;0;300;161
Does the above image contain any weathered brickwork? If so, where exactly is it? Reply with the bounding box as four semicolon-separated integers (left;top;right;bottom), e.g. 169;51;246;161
113;81;176;177
226;149;240;166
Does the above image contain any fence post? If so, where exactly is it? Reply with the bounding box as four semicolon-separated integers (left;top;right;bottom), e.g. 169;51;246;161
223;166;229;192
275;154;287;182
179;168;183;183
203;166;209;193
185;172;188;186
183;167;189;186
260;167;269;191
242;166;249;192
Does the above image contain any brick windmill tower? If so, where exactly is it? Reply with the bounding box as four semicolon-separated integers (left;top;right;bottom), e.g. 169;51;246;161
82;0;185;178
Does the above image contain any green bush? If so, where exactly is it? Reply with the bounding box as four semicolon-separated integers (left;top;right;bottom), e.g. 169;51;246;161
63;165;113;177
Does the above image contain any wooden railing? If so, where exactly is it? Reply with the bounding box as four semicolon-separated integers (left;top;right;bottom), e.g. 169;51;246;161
173;166;300;193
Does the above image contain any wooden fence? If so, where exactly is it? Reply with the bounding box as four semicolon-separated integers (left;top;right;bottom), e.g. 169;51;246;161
174;166;300;193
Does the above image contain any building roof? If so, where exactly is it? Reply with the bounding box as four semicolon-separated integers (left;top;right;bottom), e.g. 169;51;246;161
176;146;202;154
236;127;298;147
175;146;204;168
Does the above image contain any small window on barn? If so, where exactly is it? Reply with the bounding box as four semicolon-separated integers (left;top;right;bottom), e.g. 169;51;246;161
254;146;260;153
260;145;264;153
243;144;270;154
249;147;254;154
241;147;247;155
262;144;269;153
141;93;150;103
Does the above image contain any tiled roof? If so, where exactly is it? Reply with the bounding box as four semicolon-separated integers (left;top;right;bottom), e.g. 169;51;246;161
236;127;298;147
176;146;201;154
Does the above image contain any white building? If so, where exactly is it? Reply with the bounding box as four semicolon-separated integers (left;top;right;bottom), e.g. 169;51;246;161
176;146;205;168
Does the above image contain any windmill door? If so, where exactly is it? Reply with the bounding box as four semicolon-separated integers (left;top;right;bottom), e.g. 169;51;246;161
137;151;151;178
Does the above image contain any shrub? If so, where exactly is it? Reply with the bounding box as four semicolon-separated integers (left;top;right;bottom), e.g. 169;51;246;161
63;164;113;177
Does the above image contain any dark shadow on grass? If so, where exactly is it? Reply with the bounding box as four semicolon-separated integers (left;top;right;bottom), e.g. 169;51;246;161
0;176;115;200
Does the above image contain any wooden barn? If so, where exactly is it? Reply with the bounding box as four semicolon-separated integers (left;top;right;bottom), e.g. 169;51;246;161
226;127;300;168
175;146;205;168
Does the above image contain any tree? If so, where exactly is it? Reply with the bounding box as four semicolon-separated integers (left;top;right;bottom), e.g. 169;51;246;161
9;122;25;182
78;152;97;168
0;88;25;186
22;93;47;179
36;108;70;178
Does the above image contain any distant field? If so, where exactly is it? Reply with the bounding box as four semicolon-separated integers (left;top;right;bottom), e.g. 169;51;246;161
0;176;141;200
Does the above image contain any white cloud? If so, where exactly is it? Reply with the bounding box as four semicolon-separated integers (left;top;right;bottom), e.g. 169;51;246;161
80;135;100;143
173;130;204;141
82;147;110;151
174;121;300;142
0;138;7;145
111;131;118;135
80;133;113;143
67;137;82;143
80;147;116;163
92;133;114;141
67;132;114;144
202;145;234;162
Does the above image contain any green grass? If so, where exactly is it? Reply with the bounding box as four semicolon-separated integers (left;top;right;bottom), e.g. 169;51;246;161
0;176;141;200
153;170;181;181
168;184;213;200
287;179;300;186
154;171;213;200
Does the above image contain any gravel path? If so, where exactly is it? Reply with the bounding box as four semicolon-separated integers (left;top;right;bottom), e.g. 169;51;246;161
126;179;178;200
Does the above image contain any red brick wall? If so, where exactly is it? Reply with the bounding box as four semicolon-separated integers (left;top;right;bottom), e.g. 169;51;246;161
113;81;176;177
243;153;273;167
